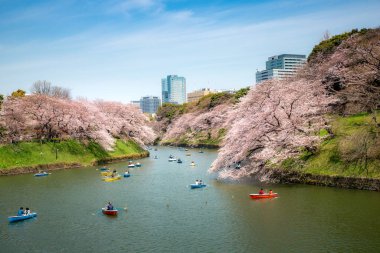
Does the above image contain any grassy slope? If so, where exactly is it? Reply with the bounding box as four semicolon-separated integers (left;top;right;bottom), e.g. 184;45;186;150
282;112;380;179
0;139;146;170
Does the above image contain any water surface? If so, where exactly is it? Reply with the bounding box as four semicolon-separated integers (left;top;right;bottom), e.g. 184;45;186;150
0;147;379;252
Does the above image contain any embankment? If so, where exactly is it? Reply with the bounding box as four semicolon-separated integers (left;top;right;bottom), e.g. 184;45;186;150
260;168;380;191
0;139;149;176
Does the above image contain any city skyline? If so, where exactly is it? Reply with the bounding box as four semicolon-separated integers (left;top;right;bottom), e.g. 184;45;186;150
1;0;380;103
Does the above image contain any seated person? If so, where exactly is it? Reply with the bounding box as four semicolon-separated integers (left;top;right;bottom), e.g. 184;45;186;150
269;189;273;195
106;202;114;210
259;188;265;195
17;207;24;216
24;207;31;215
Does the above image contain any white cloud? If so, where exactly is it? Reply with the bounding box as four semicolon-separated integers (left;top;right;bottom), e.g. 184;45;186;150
1;1;380;102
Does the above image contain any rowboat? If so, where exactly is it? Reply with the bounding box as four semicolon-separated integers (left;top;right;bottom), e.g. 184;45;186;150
128;164;135;168
249;193;278;199
8;213;37;223
100;171;112;176
102;208;118;216
124;172;131;177
190;163;196;166
34;172;49;177
177;159;183;163
102;175;121;182
135;163;142;167
186;153;191;156
99;167;108;171
168;158;177;162
190;184;206;189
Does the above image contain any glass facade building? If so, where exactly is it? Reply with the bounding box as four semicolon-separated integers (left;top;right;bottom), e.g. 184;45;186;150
140;96;161;114
256;54;306;83
161;75;186;104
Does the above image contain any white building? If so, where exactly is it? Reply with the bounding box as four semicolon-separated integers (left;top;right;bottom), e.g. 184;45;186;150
256;54;306;83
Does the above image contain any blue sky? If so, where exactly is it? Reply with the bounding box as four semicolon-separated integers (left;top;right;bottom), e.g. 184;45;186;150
1;0;379;102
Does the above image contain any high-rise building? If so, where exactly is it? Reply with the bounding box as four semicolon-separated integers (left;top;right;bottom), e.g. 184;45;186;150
161;75;186;104
140;96;161;114
256;54;306;83
187;88;215;103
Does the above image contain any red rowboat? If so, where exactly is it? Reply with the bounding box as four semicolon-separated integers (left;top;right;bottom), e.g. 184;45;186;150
249;193;278;199
102;208;118;216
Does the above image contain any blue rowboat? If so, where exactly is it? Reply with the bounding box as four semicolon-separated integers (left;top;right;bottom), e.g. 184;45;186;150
124;173;131;177
99;167;108;171
190;184;206;189
34;172;49;177
8;213;37;223
135;163;142;167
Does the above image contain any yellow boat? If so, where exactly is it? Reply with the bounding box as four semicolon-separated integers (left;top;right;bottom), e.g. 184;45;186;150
102;175;121;182
100;171;112;176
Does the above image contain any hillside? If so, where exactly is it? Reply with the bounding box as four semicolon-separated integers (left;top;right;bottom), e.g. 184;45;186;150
280;112;380;178
206;28;380;189
155;88;249;147
0;139;148;175
0;94;154;174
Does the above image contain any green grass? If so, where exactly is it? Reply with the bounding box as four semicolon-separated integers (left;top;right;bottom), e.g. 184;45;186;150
108;139;145;157
294;112;380;178
308;28;369;62
0;139;147;170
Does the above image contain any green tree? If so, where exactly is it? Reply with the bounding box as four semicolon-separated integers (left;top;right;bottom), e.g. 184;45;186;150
11;89;26;97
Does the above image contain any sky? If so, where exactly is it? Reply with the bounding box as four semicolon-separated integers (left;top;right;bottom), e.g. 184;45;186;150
0;0;379;102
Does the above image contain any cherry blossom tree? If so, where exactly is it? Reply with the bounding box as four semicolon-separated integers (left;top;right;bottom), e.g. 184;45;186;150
94;101;156;146
209;78;335;180
0;95;155;150
161;103;233;145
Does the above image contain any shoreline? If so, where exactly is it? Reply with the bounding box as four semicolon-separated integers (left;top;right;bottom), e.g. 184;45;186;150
160;142;220;149
261;168;380;191
0;151;149;176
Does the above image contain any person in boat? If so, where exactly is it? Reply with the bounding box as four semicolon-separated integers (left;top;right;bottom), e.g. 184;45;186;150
195;179;199;185
269;189;273;195
24;207;31;215
106;202;114;210
17;207;24;216
259;188;265;195
111;170;117;177
199;180;203;185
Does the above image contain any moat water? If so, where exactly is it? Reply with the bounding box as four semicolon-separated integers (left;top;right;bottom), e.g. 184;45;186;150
0;146;379;252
